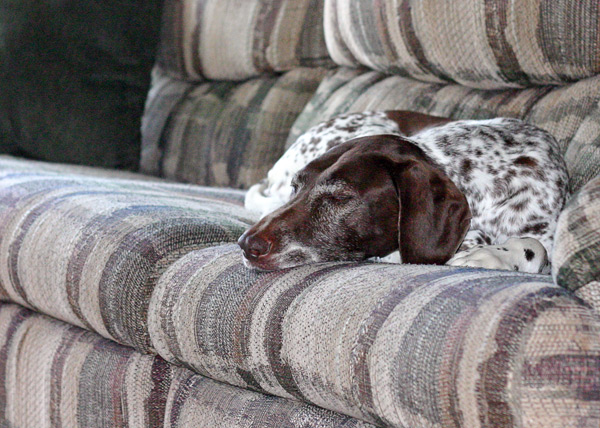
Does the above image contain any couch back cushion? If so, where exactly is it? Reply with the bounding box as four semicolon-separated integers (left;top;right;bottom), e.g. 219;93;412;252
288;69;600;193
147;0;600;193
553;174;600;315
158;0;333;81
143;67;330;188
325;0;600;89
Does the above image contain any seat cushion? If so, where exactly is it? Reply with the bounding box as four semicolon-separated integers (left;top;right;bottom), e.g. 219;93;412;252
0;159;256;350
0;303;373;428
147;244;600;427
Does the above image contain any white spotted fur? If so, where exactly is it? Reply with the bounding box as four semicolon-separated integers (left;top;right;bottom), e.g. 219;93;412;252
245;112;569;273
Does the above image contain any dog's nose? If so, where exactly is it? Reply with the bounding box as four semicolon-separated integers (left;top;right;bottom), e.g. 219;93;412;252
238;233;272;261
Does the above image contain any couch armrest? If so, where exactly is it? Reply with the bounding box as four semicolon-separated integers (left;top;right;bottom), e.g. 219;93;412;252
1;161;598;427
150;244;600;427
553;173;600;315
0;162;255;350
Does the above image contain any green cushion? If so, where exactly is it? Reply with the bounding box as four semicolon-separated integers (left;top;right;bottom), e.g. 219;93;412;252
0;0;163;169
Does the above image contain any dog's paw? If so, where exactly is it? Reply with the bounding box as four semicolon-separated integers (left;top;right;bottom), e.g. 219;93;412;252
447;237;548;273
447;247;514;270
370;251;402;264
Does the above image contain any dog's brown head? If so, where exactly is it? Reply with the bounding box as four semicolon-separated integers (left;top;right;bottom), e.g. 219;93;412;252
238;135;471;270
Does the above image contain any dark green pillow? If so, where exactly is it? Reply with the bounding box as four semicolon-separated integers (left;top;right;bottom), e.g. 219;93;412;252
0;0;163;169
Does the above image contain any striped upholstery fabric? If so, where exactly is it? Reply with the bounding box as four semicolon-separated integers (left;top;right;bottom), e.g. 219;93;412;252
151;67;330;189
157;0;333;81
0;161;256;351
1;161;598;426
0;303;374;428
150;245;600;427
0;155;163;182
553;174;600;315
324;0;600;89
141;67;195;176
3;1;600;425
287;69;600;193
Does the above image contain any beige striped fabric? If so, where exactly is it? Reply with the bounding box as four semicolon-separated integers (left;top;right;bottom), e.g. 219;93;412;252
157;0;333;81
0;160;599;426
324;0;600;89
0;160;256;350
288;68;600;193
152;67;330;189
150;245;600;427
141;66;195;177
2;0;600;426
553;174;600;315
0;303;374;428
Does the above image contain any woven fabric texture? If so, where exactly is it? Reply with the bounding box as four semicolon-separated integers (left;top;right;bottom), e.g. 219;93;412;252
324;0;600;89
147;244;600;427
553;174;600;313
157;0;333;81
0;161;599;426
0;160;256;351
0;155;163;182
288;68;600;193
153;67;330;189
141;66;195;176
0;303;374;428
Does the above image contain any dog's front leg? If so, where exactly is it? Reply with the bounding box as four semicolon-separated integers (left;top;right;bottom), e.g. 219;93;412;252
447;233;549;274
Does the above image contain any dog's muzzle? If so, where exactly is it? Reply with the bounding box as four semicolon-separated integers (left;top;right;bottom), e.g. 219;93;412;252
238;231;272;263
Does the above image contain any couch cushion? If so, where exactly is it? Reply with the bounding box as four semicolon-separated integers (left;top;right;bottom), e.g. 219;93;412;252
553;174;600;314
325;0;600;89
288;68;600;193
0;303;374;428
142;67;331;189
1;159;598;426
140;67;195;177
0;0;163;169
158;0;333;81
0;159;257;351
146;244;600;427
0;155;164;182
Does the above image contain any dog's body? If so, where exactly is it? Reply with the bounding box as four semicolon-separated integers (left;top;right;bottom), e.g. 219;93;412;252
241;111;569;273
245;111;451;216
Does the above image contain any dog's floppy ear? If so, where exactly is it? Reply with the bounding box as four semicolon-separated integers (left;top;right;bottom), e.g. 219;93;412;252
390;158;471;265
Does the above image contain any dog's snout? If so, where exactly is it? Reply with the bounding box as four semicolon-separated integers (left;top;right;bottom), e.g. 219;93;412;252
238;232;272;261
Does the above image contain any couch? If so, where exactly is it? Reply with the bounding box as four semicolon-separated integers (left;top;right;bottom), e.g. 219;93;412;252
1;0;599;427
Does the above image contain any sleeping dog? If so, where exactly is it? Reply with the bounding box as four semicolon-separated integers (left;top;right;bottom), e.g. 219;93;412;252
239;111;569;273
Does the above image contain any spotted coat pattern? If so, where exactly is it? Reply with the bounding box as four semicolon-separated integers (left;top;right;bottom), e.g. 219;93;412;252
245;111;569;271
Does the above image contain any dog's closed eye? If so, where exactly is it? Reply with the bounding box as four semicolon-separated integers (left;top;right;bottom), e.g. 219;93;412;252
291;172;312;195
310;182;355;205
314;193;354;210
325;193;354;203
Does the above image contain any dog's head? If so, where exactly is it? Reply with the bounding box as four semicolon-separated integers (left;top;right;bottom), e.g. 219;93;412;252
238;135;471;270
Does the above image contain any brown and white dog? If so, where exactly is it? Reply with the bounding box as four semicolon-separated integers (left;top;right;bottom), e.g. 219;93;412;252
239;111;569;273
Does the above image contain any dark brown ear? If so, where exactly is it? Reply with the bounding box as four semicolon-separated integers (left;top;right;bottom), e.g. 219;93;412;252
391;158;471;265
